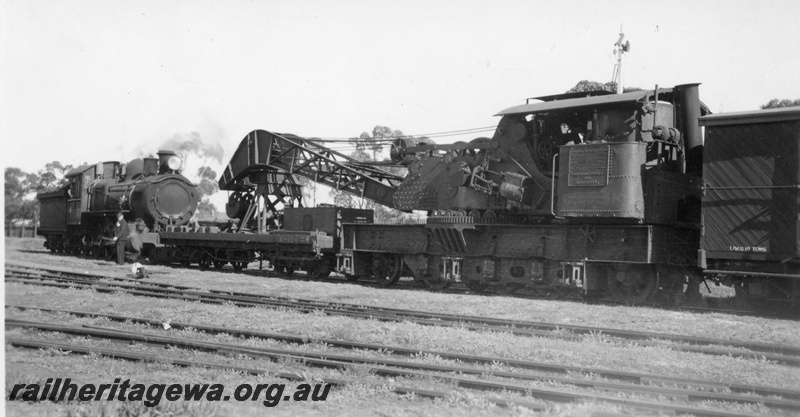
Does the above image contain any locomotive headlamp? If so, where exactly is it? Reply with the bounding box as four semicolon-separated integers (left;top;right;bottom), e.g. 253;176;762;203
167;155;182;171
157;150;183;174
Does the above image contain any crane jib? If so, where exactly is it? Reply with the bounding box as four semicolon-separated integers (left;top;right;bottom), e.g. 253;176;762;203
219;129;402;208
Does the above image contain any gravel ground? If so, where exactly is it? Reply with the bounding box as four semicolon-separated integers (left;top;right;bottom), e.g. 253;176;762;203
5;237;800;416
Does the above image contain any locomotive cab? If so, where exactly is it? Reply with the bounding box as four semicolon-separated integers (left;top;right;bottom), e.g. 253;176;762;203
495;84;707;225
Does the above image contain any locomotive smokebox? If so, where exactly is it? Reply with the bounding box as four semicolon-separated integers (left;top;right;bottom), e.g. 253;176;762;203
674;83;703;174
130;176;198;226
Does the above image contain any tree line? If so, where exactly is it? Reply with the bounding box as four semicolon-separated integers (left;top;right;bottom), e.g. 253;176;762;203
5;161;78;230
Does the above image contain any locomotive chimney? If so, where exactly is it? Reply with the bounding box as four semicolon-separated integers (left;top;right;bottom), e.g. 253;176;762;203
143;157;158;176
674;83;703;174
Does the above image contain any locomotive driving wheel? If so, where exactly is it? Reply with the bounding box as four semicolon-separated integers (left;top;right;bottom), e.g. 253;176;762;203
372;254;402;286
88;221;111;259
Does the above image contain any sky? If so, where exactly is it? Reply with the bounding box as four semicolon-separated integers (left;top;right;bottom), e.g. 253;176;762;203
2;0;799;183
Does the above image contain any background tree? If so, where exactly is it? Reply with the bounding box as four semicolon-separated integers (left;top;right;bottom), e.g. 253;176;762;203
5;160;84;233
5;167;39;229
761;98;800;109
565;80;642;94
327;125;420;223
369;125;403;161
327;145;374;209
196;166;219;219
296;176;317;208
35;161;76;193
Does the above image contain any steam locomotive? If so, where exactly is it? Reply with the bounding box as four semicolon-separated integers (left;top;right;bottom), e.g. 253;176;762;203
37;151;199;258
36;84;800;311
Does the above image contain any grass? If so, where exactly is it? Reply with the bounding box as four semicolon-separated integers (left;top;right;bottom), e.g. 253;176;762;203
6;343;553;417
6;237;800;416
7;284;800;389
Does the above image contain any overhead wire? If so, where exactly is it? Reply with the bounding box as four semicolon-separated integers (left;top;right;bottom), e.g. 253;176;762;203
301;125;497;143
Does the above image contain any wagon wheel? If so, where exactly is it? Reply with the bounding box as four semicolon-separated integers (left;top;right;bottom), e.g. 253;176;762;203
732;281;791;314
274;262;294;276
422;274;452;290
199;256;211;270
232;262;246;272
372;254;402;286
213;261;226;270
624;269;658;305
464;280;488;293
306;258;333;280
47;240;57;253
578;224;597;246
492;283;524;295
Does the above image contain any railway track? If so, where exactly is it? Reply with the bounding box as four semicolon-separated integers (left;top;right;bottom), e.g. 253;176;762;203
167;262;800;318
7;318;800;416
12;251;797;320
7;263;800;366
4;336;540;410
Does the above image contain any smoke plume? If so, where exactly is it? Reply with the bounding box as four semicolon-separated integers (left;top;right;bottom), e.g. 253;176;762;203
160;131;225;164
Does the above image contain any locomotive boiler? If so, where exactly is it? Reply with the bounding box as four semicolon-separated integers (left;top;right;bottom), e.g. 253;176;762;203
37;151;199;258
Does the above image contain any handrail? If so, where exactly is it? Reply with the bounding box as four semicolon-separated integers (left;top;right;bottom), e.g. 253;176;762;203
550;153;560;216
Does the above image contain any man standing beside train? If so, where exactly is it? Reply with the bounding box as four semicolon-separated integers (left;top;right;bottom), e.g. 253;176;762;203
113;212;129;265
